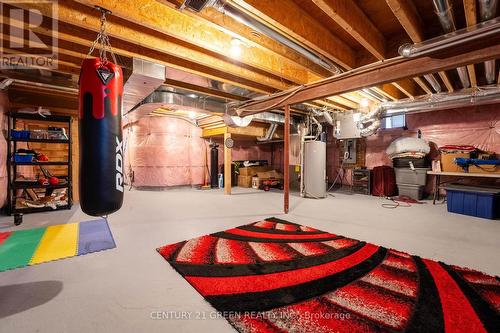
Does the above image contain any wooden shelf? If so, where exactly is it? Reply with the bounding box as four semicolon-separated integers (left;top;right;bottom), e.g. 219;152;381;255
13;204;71;214
12;182;69;190
10;138;69;144
13;161;69;166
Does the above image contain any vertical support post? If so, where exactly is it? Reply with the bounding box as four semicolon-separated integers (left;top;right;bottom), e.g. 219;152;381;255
284;105;290;213
224;132;232;195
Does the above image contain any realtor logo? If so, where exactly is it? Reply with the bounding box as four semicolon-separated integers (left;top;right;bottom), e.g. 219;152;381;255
0;0;58;69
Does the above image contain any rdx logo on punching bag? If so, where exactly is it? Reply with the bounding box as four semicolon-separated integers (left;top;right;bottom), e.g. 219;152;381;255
116;137;124;192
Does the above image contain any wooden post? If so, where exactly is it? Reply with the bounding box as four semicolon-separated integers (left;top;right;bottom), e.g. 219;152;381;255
224;132;232;195
284;105;290;213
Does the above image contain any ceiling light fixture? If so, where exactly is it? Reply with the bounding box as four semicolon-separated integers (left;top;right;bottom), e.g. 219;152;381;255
230;38;243;58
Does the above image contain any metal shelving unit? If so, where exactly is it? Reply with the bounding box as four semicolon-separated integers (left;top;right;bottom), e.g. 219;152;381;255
6;113;73;224
351;168;371;195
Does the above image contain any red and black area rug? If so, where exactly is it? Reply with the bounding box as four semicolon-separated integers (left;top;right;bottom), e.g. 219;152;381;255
157;217;500;333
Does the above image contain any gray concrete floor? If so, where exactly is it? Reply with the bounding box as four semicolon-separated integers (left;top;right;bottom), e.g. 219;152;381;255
0;187;499;332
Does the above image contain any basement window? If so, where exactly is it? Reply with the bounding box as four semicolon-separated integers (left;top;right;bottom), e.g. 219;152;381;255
381;114;406;129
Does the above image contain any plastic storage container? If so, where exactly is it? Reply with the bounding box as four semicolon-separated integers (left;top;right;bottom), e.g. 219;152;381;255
13;153;34;163
397;183;424;200
10;130;30;140
393;157;430;168
446;184;500;219
395;168;430;186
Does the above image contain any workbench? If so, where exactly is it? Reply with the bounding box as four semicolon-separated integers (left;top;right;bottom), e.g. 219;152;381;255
427;171;500;204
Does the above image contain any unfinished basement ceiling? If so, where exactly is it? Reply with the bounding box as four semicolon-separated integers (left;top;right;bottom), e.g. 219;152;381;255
1;0;499;116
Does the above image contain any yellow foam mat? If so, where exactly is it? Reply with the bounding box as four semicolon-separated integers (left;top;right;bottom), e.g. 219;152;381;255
30;223;79;264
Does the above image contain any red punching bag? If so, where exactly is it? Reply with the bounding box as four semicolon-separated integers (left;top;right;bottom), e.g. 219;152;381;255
79;8;124;216
79;58;124;216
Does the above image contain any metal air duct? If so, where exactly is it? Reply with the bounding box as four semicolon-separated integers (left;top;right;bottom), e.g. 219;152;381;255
432;0;471;88
423;74;442;93
222;114;253;127
479;0;498;84
208;1;340;74
399;17;500;57
382;87;500;115
256;122;278;141
180;0;341;74
122;58;166;113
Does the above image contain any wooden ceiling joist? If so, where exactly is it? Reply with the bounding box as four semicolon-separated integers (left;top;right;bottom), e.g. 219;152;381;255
237;41;500;112
311;0;419;98
230;0;356;69
157;0;330;78
413;77;432;95
311;0;386;60
9;2;293;94
377;84;403;100
386;0;453;92
392;80;418;98
463;0;479;87
326;96;358;109
438;71;455;92
73;0;315;85
314;99;347;111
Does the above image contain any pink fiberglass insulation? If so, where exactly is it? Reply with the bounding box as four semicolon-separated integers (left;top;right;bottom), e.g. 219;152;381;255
126;116;206;187
365;105;500;168
0;92;8;207
213;139;279;171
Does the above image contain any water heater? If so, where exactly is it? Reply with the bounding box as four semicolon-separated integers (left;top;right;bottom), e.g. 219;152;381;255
304;141;326;198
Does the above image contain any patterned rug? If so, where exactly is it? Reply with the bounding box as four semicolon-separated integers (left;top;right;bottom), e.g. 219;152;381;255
0;218;116;272
157;217;500;333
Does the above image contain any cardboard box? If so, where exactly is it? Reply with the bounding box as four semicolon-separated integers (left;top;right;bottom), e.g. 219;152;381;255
257;170;284;180
468;164;500;174
441;153;470;173
237;175;253;188
239;166;272;176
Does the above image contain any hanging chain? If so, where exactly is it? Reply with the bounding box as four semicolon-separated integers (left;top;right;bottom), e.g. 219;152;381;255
87;7;117;66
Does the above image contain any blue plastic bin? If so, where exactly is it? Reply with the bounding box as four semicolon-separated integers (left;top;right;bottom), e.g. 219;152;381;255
446;184;500;219
13;153;34;163
10;130;30;139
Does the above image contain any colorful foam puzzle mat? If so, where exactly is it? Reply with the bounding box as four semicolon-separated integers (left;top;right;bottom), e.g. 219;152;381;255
0;219;116;272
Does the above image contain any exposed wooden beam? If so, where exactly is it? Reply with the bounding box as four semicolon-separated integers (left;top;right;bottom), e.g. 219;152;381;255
237;41;500;112
228;125;282;138
327;96;358;109
202;127;226;138
377;85;402;100
231;0;356;69
386;0;453;92
314;99;347;111
392;80;418;98
309;0;414;99
74;0;313;85
312;0;385;60
10;2;292;93
463;0;479;87
340;93;362;103
284;104;290;214
438;71;454;92
414;77;432;95
162;80;246;101
386;0;424;43
157;0;330;78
